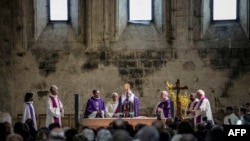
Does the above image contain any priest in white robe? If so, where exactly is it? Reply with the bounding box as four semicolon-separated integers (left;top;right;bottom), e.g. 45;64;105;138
46;85;64;127
22;92;37;130
105;92;119;118
186;93;199;120
194;89;214;126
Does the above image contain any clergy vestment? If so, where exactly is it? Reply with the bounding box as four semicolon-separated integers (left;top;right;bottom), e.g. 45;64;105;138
154;99;171;118
84;97;105;118
115;93;139;117
105;100;119;118
46;95;64;127
194;97;213;125
22;101;37;130
186;99;199;119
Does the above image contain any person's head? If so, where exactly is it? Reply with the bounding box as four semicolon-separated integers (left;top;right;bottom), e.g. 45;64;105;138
49;127;65;140
50;85;59;95
180;134;197;141
92;89;100;98
25;118;34;127
151;120;164;131
161;90;169;100
239;107;247;116
205;125;224;141
6;133;23;141
35;127;50;141
177;120;195;134
48;123;61;131
226;106;234;115
96;129;112;141
111;119;127;130
81;128;95;141
72;133;88;141
112;129;133;141
134;125;159;141
189;93;196;101
24;92;33;102
13;122;30;141
196;89;205;99
112;92;119;101
65;128;78;141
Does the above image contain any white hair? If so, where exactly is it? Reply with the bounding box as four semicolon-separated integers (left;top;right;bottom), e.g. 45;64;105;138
112;92;118;97
161;90;169;97
197;89;205;96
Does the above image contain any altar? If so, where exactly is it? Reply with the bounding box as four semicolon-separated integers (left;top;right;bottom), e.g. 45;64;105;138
82;117;165;129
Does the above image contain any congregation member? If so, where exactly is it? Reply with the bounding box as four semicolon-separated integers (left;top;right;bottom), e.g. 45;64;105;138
193;89;214;126
115;83;140;117
22;92;37;130
154;90;171;118
223;106;238;125
105;92;119;118
84;89;105;118
186;93;199;120
46;85;64;127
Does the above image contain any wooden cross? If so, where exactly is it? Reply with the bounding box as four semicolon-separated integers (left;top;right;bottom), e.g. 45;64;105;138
172;79;188;119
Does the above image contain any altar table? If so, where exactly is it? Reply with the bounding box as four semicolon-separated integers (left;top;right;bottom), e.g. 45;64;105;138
82;117;166;129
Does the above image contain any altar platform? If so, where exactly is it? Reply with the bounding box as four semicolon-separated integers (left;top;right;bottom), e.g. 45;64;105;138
82;117;166;129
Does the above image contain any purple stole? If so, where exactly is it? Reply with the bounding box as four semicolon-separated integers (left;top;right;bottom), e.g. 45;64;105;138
49;96;60;124
115;97;133;116
196;97;206;124
156;101;164;115
95;100;102;118
27;103;34;120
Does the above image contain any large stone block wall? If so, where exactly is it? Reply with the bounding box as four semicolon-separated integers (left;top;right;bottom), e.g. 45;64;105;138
1;0;250;126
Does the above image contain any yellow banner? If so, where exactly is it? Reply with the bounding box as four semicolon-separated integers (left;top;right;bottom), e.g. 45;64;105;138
166;82;190;109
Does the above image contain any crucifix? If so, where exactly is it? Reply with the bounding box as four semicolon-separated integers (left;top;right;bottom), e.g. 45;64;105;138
172;79;188;119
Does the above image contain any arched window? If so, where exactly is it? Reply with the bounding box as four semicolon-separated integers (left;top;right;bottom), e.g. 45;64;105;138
49;0;68;21
213;0;237;21
129;0;152;23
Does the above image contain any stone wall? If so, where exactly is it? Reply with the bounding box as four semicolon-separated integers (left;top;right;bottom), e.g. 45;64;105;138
0;0;250;125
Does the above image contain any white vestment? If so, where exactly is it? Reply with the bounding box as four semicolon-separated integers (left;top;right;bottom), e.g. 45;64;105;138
223;113;239;125
194;98;214;125
46;95;64;127
187;99;199;119
105;100;118;118
22;101;37;130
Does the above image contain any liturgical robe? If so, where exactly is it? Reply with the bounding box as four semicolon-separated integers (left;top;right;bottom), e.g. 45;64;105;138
154;99;171;118
187;99;199;119
22;101;37;130
115;93;139;117
194;97;214;125
46;95;64;127
84;97;105;118
105;100;119;118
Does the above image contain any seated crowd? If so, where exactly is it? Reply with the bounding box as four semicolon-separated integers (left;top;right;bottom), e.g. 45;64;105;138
0;117;220;141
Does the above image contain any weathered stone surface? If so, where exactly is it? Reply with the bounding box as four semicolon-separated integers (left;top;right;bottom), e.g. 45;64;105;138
1;0;250;125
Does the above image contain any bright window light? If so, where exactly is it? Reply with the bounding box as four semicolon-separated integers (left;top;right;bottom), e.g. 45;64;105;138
50;0;68;21
213;0;237;20
129;0;152;21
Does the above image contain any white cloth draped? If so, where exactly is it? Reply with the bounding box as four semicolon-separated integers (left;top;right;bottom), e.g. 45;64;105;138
105;101;119;118
187;99;199;119
194;98;214;125
46;95;64;127
22;101;37;130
